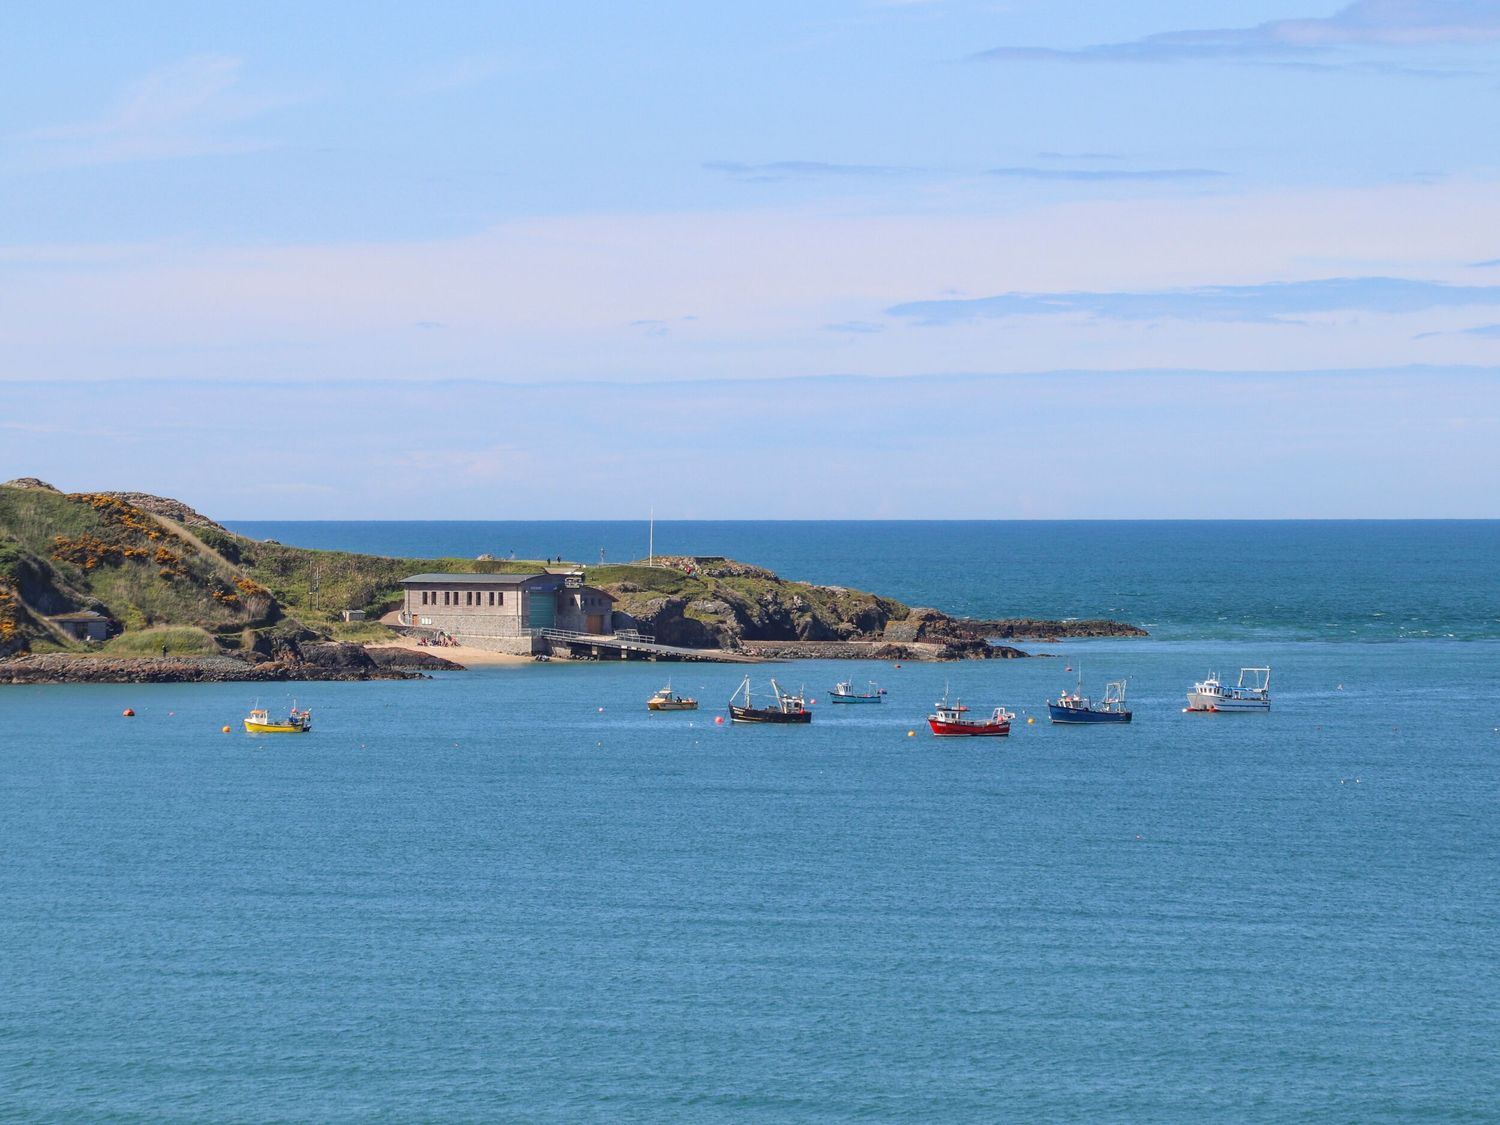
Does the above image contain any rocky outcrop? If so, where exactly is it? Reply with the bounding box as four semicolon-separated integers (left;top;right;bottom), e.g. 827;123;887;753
2;478;61;492
96;491;228;532
0;652;426;684
884;610;1147;645
365;647;466;671
739;639;1033;661
602;561;1147;660
955;618;1150;640
616;597;733;648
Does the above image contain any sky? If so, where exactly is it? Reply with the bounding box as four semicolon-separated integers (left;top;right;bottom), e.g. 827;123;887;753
2;0;1499;518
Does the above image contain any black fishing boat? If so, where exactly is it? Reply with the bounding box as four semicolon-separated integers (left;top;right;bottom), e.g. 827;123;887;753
728;676;812;724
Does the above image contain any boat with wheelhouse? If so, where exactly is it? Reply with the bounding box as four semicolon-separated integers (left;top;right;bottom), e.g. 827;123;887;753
1049;676;1132;724
927;688;1013;736
244;705;312;734
647;683;698;711
829;679;884;704
729;676;812;724
1185;667;1271;712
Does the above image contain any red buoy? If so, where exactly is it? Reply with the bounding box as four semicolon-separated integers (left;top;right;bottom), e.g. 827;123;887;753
122;708;135;717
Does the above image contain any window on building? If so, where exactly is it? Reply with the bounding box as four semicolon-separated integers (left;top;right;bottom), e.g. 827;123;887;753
443;591;450;606
488;591;495;606
499;592;505;605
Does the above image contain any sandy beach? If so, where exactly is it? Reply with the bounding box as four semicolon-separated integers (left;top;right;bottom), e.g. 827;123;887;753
367;636;533;666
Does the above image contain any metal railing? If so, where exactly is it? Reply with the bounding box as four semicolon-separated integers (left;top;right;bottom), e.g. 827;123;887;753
537;627;657;645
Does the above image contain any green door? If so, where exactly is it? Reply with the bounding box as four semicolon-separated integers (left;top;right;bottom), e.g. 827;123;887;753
526;589;556;630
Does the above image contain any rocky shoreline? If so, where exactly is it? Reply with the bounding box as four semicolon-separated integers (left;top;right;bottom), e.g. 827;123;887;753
0;643;465;685
738;638;1034;661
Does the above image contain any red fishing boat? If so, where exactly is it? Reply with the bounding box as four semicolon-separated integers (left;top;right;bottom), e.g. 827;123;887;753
927;687;1013;737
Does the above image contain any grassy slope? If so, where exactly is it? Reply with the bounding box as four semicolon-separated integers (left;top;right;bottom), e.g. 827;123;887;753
0;487;275;651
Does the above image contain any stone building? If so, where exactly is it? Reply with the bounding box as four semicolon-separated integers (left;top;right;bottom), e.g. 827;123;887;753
49;609;110;643
398;571;615;654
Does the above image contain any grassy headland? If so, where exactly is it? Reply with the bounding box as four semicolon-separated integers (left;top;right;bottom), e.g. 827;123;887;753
0;480;1145;661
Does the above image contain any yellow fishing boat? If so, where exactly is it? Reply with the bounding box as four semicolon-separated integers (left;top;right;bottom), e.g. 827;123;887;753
244;705;312;733
646;683;698;712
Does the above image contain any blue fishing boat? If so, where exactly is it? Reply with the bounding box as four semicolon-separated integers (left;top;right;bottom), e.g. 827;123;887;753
829;679;884;703
1048;676;1132;724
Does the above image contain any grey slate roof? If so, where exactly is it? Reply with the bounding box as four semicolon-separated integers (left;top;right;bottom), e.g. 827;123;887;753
401;572;546;586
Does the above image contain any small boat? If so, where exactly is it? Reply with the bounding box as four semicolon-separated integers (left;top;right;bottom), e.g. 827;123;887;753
1049;675;1132;724
244;705;312;733
728;676;812;724
1185;667;1271;713
829;679;884;704
647;683;698;711
927;687;1013;737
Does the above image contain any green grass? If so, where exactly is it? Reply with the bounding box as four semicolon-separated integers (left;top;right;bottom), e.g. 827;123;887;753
326;620;401;643
104;626;222;656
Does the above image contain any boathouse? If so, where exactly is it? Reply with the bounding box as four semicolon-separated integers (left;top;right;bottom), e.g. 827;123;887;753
398;571;615;654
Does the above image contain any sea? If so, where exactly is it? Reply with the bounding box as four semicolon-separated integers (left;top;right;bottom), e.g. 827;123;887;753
3;521;1498;1122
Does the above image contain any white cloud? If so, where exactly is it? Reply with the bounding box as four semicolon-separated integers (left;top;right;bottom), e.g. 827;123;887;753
6;177;1500;382
975;0;1500;62
19;55;289;167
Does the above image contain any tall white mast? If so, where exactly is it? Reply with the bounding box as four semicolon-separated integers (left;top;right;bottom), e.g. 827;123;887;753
649;508;654;567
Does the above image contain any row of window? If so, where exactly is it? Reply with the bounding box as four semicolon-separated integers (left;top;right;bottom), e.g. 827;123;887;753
418;589;507;607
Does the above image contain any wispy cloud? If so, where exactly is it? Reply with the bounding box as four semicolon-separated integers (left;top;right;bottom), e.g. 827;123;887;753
1415;322;1500;339
20;55;288;166
1469;257;1500;267
889;276;1500;325
986;166;1226;181
824;320;885;334
703;159;916;182
972;0;1500;63
628;315;697;337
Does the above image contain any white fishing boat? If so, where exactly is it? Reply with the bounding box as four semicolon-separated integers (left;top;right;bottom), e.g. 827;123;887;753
1185;667;1271;713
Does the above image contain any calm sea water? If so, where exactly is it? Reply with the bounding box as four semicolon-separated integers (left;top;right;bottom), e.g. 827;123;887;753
229;519;1500;641
4;522;1500;1121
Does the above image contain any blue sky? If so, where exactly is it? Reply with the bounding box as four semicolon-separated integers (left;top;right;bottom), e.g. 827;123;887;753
3;1;1499;517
